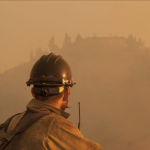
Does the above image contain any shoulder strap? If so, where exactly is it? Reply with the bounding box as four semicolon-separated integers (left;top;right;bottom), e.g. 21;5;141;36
0;113;21;131
0;113;21;149
0;108;51;150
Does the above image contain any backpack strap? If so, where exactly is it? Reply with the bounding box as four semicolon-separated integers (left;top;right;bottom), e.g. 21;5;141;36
0;107;51;150
0;113;21;131
0;113;21;149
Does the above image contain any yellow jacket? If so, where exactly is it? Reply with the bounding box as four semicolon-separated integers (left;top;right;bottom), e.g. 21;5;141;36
4;99;101;150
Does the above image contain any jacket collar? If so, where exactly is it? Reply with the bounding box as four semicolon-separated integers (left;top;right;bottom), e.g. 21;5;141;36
26;99;70;119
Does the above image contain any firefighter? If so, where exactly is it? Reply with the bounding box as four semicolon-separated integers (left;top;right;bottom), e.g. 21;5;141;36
0;53;101;150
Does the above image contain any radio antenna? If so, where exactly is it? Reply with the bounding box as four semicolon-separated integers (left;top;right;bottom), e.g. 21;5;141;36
78;102;80;130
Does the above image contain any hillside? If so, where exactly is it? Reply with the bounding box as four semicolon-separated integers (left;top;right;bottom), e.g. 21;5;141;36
0;35;150;150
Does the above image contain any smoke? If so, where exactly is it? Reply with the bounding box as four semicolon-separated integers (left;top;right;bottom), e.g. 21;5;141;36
0;35;150;150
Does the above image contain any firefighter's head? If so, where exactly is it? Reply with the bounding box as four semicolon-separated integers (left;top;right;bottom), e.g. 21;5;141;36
26;53;75;111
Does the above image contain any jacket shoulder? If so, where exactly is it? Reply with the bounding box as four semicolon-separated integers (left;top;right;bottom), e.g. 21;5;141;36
48;114;83;137
46;115;102;150
6;111;26;132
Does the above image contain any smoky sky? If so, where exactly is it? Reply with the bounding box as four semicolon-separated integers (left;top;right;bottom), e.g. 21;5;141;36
1;1;150;72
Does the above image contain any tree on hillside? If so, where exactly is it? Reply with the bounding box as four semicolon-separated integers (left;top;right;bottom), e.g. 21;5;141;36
127;34;136;42
126;34;139;49
75;34;82;42
49;36;59;52
63;33;71;47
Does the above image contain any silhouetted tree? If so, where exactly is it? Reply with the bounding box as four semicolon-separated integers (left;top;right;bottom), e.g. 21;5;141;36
49;36;59;52
126;34;139;49
63;33;71;47
75;34;82;42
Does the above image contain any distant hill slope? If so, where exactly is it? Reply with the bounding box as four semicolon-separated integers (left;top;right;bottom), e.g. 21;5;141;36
0;35;150;150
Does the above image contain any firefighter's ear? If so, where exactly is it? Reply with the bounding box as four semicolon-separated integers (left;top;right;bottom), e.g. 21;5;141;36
63;88;70;101
31;87;35;98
